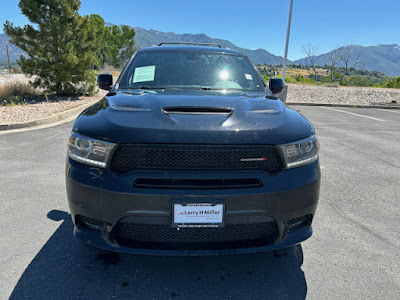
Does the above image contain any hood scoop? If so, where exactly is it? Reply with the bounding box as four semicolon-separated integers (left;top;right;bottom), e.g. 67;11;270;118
162;106;233;116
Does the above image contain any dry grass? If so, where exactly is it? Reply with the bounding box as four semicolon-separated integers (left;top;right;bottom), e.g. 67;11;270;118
111;71;121;78
0;83;41;106
258;66;330;77
286;68;329;77
97;65;121;79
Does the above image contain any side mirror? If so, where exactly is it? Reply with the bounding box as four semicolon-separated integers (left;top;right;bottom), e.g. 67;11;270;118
97;73;113;91
269;77;284;94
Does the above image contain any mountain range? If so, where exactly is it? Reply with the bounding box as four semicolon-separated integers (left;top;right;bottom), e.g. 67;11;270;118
131;26;285;65
0;34;24;65
1;25;400;76
293;44;400;76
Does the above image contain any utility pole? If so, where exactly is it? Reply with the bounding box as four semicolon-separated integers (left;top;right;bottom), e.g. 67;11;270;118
282;0;293;82
6;44;11;73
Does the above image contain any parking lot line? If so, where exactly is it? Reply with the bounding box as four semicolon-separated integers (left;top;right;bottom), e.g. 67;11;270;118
377;108;400;114
320;107;385;122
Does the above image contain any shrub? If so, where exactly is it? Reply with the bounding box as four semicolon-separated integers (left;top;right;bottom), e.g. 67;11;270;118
309;74;326;81
384;77;400;88
284;76;296;83
340;76;387;87
0;83;40;106
295;75;315;83
262;75;270;82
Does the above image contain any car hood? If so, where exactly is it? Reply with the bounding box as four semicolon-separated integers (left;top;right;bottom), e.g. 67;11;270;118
73;89;313;144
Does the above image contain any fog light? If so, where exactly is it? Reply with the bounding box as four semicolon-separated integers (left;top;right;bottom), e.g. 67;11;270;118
286;214;312;232
76;215;106;232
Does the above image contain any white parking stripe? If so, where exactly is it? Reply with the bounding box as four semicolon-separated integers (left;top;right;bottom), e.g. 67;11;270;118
377;109;400;114
320;107;385;122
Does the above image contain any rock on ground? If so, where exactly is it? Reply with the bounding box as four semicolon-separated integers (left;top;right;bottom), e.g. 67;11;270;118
286;84;400;106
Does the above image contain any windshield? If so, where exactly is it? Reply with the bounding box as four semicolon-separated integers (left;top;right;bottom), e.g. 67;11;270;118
117;50;266;92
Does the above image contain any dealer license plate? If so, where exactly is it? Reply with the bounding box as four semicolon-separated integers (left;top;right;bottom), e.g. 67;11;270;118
172;203;225;228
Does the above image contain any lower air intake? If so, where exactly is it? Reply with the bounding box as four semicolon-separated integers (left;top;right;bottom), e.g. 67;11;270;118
113;222;278;250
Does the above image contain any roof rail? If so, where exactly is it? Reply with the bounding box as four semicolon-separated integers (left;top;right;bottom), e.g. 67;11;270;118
158;42;222;48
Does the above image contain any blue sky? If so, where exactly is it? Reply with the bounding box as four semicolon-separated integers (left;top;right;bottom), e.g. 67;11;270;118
1;0;399;60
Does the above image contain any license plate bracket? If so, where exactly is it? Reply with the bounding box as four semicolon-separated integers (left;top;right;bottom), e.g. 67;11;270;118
171;200;225;228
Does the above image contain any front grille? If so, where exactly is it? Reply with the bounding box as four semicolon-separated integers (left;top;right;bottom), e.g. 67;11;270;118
109;144;284;174
114;222;278;250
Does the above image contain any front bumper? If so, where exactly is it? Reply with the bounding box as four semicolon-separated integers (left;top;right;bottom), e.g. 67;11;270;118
66;157;320;255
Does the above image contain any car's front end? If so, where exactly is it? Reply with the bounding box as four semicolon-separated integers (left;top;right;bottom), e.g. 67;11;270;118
66;45;320;255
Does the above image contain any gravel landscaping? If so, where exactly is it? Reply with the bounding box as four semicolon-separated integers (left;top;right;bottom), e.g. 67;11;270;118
1;74;400;125
286;83;400;106
0;93;106;125
0;74;107;125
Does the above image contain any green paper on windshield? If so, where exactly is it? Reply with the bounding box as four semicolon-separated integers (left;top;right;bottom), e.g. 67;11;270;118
133;66;156;83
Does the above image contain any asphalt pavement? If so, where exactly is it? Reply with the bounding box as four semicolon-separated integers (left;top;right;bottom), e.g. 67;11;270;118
0;105;399;299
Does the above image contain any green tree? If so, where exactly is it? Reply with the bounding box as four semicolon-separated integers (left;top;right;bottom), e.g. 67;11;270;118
4;0;101;95
88;14;108;65
103;24;136;68
87;15;136;69
384;77;400;88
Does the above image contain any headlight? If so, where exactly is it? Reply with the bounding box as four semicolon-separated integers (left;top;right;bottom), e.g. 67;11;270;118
68;132;116;168
279;135;319;169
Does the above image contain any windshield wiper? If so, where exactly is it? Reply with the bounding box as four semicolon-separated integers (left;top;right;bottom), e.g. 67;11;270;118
200;87;245;91
137;86;166;90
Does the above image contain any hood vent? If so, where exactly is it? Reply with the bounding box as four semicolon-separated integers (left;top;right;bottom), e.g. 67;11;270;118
162;106;233;115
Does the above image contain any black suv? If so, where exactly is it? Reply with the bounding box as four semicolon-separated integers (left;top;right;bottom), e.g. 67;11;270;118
66;42;320;255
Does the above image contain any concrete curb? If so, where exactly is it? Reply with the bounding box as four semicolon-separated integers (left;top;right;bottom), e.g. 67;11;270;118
0;101;96;131
286;102;400;109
